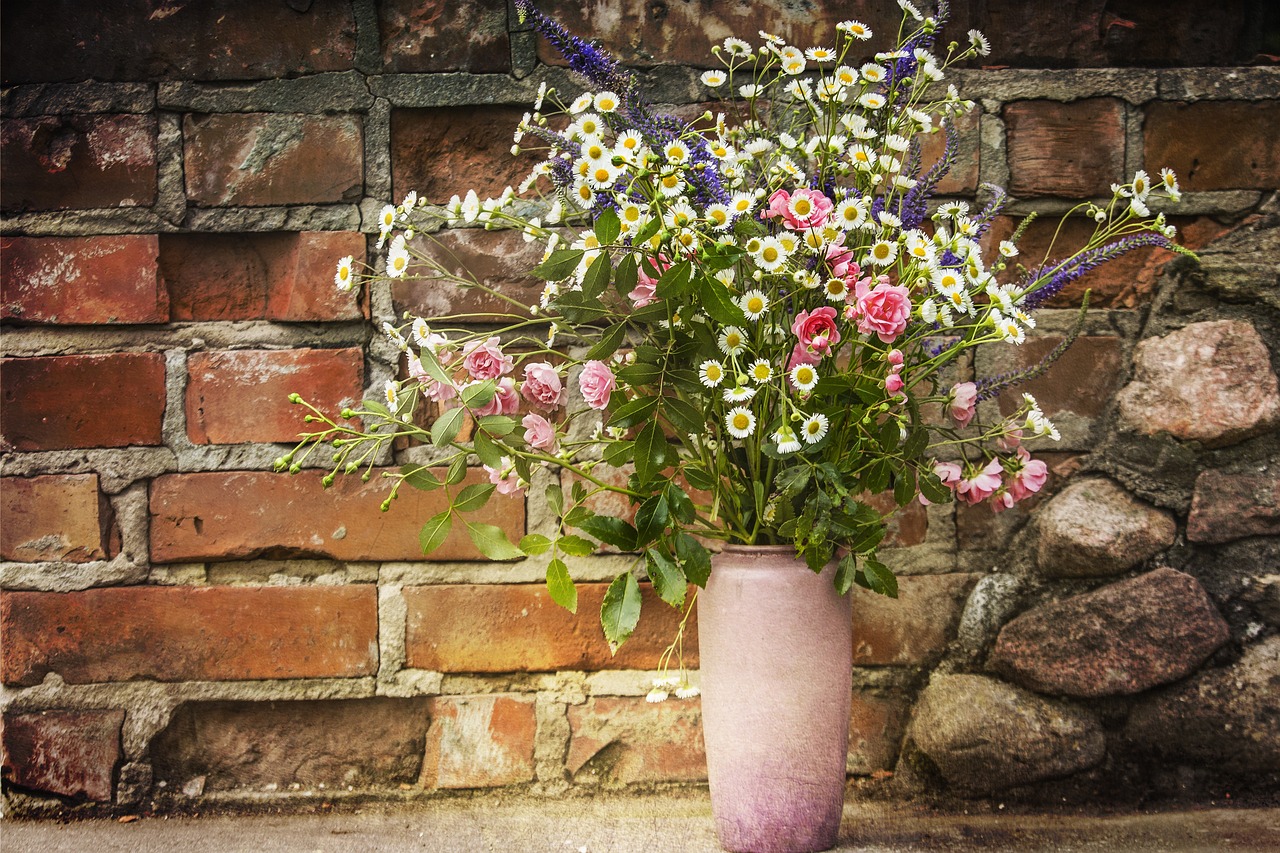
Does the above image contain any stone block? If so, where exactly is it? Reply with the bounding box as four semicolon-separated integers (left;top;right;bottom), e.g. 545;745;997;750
390;107;531;204
1145;102;1280;192
567;696;705;785
391;229;544;323
1;235;166;325
420;694;537;788
1188;469;1280;545
1;709;124;802
852;574;981;666
1035;478;1176;577
1004;99;1125;198
379;0;510;73
0;474;116;563
848;691;909;776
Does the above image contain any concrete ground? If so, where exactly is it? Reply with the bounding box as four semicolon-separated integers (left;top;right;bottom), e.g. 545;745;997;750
4;794;1280;853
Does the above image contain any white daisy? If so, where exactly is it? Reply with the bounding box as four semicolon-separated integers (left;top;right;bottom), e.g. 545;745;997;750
748;359;773;384
739;289;769;320
718;326;748;356
789;363;819;392
752;236;789;272
867;239;899;266
383;379;400;410
593;91;620;113
699;360;726;387
385;235;410;278
723;385;757;403
701;70;727;87
773;424;802;454
334;255;355;291
838;20;873;40
801;413;829;444
725;406;757;439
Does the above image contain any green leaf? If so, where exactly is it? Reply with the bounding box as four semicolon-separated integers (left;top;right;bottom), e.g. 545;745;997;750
519;533;552;556
533;248;585;281
634;494;670;546
655;261;694;298
553;291;611;323
634;421;665;484
460;380;495;410
362;399;391;418
918;469;953;505
601;571;643;653
877;419;901;452
586;323;627;362
419;511;452;556
893;468;917;507
546;558;578;613
472;430;504;468
864;459;891;494
445;455;468;486
682;465;716;492
834;552;857;595
608;396;659;429
401;465;442;491
776;466;811;496
862;557;899;598
477;414;518;437
646;548;686;608
431;406;465;447
617;362;664;386
614;252;638;298
466;521;524;561
556;534;596;557
697;273;747;325
634;215;660;247
453;482;495;513
902;426;928;460
603;440;634;469
627;302;668;324
581;252;612;300
577;514;638;551
674;533;711;587
594;208;621;245
545;483;564;517
661;397;704;434
665;484;695;524
417;346;454;386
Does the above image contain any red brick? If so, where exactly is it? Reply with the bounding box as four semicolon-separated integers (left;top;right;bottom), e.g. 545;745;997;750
404;582;696;672
862;492;928;549
391;107;531;204
380;0;510;73
1;235;166;325
185;348;363;445
1144;102;1280;192
1;114;156;213
0;474;117;563
535;1;905;69
391;229;544;323
0;0;355;84
1;353;167;451
567;696;705;785
848;691;909;775
149;469;524;563
983;215;1229;309
918;110;980;196
0;585;377;686
420;694;537;788
151;698;428;792
1004;100;1125;198
994;335;1125;420
184;114;363;208
852;573;980;665
1187;469;1280;545
161;232;366;322
1;709;124;801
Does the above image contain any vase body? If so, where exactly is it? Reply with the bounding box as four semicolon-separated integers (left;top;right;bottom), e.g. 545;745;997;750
698;545;854;853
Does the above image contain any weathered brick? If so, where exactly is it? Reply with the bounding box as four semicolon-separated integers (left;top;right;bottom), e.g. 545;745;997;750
1;353;167;451
567;696;705;785
848;691;909;776
420;694;536;789
1187;469;1280;545
1;114;156;213
391;107;531;204
0;585;377;686
1;235;166;325
0;1;355;84
918;110;980;196
404;582;696;672
0;474;117;563
160;232;366;322
862;491;928;549
391;229;544;322
852;574;981;666
149;469;524;563
534;1;905;69
151;698;428;793
1;709;124;802
1144;102;1280;192
1004;100;1125;198
993;335;1125;420
379;0;510;73
184;114;363;207
185;348;363;445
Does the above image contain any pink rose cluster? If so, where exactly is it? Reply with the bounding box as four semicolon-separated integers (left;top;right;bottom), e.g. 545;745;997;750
930;447;1048;512
578;360;616;410
848;274;910;344
789;306;841;367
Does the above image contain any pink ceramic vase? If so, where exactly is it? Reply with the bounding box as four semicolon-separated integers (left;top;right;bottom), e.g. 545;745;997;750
698;544;854;853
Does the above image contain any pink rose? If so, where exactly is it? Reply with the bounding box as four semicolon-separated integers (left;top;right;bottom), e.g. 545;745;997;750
791;307;841;358
766;188;833;230
521;361;566;410
853;275;911;344
991;489;1017;513
409;353;458;403
885;372;904;394
485;457;523;495
920;461;962;506
886;349;904;367
629;255;670;308
462;336;514;380
825;234;857;280
764;189;792;220
473;377;519;417
947;382;978;428
956;458;1003;505
787;342;821;371
578;360;617;410
1005;447;1048;501
522;413;556;451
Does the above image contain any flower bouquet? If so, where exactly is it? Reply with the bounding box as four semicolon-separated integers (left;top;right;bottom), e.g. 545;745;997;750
288;0;1187;659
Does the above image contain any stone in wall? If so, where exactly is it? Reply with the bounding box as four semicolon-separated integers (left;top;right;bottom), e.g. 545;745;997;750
420;695;536;789
1124;636;1280;776
1;709;125;802
988;568;1230;698
1192;211;1280;310
1035;478;1176;577
1114;320;1280;449
908;674;1104;795
1187;468;1280;545
566;697;705;786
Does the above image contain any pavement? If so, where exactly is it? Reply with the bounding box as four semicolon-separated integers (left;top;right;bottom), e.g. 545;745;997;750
3;793;1280;852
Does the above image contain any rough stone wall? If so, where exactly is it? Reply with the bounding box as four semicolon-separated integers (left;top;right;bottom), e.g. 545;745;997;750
1;0;1278;814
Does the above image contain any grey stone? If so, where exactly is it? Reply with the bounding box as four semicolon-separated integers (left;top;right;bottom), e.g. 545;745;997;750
1187;468;1280;545
1193;213;1280;310
1114;320;1280;449
989;568;1230;698
1;82;156;117
950;68;1159;104
157;73;374;114
909;674;1104;795
1036;479;1176;577
1125;636;1280;776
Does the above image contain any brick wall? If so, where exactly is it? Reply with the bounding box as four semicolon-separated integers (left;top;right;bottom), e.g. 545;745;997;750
2;0;1278;812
